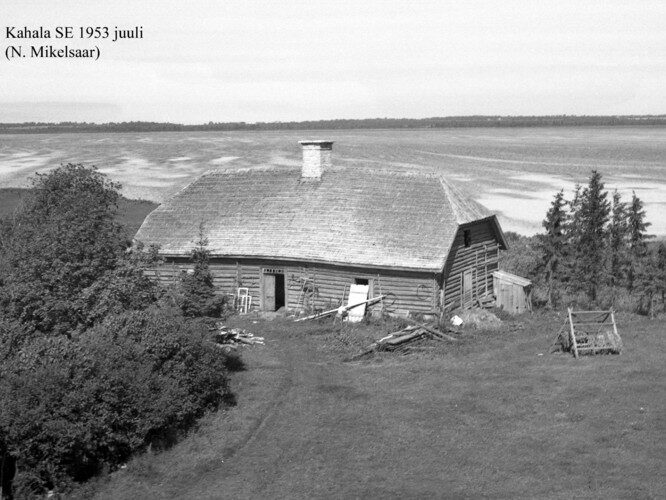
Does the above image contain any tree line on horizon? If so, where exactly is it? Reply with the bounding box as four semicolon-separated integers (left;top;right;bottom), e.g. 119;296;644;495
1;114;666;134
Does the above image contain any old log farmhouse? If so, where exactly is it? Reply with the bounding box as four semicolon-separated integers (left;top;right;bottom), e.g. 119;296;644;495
134;141;508;316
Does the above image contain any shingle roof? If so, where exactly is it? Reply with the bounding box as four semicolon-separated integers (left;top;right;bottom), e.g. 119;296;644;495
134;164;499;272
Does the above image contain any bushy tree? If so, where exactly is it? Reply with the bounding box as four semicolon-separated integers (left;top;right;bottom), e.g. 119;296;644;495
0;308;231;494
499;232;542;278
80;242;164;327
0;165;237;496
0;164;127;335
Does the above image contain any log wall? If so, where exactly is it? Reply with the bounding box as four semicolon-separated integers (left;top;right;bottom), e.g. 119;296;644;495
442;220;501;311
146;258;439;315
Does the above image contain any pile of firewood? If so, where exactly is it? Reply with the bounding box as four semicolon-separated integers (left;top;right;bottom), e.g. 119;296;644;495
212;325;265;347
353;320;458;359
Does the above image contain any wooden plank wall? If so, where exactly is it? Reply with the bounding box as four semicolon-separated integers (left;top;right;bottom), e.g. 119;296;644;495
493;275;528;314
442;220;501;311
283;264;438;314
145;259;261;308
146;258;439;314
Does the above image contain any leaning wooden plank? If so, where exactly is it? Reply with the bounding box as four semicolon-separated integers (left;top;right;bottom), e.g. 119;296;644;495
235;336;256;345
568;307;579;358
385;329;426;346
294;295;385;322
351;328;426;358
610;310;622;354
402;317;459;342
377;328;410;343
294;308;339;322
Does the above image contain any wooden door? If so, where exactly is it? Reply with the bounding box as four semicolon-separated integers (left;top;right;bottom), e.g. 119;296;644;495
499;284;513;312
347;284;369;323
263;274;275;311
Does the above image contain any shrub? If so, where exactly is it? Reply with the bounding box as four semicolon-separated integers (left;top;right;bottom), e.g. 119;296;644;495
0;164;127;335
0;318;33;362
178;230;227;318
79;243;164;327
0;307;232;495
499;232;542;280
0;165;240;497
595;286;640;312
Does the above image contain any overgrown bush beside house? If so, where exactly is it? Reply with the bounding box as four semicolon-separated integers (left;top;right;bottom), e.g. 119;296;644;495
0;307;231;495
0;164;127;335
0;165;235;497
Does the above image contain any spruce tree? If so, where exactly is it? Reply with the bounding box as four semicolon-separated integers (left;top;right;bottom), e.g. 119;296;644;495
626;191;653;291
539;190;568;307
607;190;629;289
573;171;610;302
561;183;583;287
179;224;223;317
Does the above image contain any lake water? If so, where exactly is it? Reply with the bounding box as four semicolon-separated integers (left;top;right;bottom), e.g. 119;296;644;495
1;127;665;235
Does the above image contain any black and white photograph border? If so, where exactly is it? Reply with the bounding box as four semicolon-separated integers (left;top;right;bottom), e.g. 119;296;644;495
0;1;665;498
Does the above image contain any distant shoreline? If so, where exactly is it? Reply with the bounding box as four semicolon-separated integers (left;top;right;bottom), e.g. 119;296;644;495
1;115;665;134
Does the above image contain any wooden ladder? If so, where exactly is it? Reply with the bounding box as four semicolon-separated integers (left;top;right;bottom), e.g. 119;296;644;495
297;269;317;311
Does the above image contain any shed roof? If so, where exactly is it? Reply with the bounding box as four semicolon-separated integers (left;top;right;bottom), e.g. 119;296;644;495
493;270;532;287
134;164;504;272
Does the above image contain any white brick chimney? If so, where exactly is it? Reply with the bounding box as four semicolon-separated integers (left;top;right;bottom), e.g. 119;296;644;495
299;140;333;180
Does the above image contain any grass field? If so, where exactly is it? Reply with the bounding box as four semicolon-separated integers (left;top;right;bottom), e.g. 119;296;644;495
91;312;665;499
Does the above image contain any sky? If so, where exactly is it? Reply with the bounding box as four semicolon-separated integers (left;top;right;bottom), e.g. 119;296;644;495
1;0;665;123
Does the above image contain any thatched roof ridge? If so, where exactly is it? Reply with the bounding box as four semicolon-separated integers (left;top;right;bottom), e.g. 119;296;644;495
134;164;500;271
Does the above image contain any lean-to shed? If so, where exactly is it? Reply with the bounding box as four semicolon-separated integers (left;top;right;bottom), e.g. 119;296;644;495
492;270;532;314
134;141;508;316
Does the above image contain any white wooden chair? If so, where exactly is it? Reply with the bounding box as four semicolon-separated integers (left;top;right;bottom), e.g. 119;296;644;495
237;288;251;314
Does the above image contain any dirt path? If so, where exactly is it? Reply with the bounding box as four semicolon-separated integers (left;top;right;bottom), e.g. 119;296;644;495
95;325;383;500
184;331;363;499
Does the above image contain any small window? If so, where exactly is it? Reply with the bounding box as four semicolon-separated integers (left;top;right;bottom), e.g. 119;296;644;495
463;229;472;247
354;278;369;285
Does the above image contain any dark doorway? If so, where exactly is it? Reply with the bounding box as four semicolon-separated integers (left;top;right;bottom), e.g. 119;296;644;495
263;273;285;311
354;278;369;285
275;273;285;310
